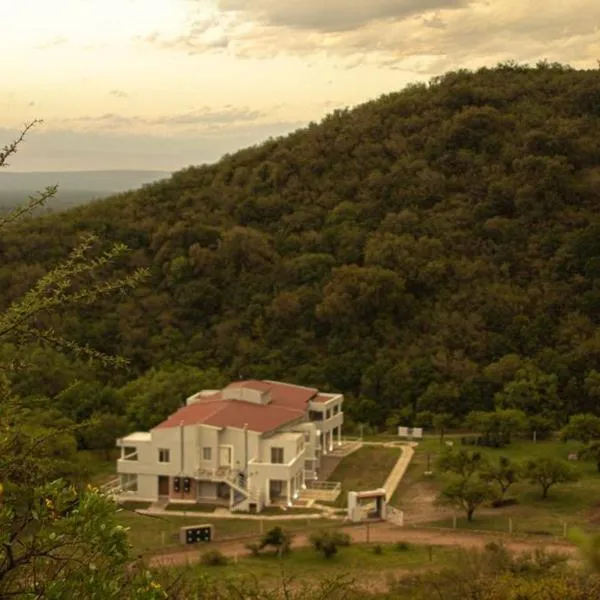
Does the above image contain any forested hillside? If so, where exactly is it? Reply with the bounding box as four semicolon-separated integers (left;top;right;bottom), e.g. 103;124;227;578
3;62;600;436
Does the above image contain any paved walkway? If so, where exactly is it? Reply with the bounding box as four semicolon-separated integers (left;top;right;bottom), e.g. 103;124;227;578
382;443;416;502
149;520;578;567
136;506;343;521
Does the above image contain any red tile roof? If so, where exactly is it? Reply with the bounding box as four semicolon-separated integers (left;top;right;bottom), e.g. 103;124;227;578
154;380;320;433
312;394;335;403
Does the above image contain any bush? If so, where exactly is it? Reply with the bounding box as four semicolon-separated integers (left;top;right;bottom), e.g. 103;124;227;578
201;549;228;566
245;542;260;557
395;541;410;551
373;544;383;555
259;526;293;555
309;530;352;559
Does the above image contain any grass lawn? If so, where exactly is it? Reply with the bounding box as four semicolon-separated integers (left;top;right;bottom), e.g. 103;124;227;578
327;445;402;507
396;435;600;536
117;511;333;555
164;503;217;513
173;542;452;584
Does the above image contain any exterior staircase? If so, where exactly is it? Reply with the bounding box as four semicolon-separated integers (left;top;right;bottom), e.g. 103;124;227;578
196;466;261;512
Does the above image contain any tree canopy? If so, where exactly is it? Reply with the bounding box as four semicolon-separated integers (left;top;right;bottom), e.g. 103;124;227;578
3;63;600;431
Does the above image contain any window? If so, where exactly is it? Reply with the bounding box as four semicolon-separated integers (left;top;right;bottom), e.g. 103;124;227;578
334;404;340;415
158;449;170;463
120;474;138;492
326;409;331;420
123;446;138;461
308;410;323;421
271;447;284;464
202;447;212;461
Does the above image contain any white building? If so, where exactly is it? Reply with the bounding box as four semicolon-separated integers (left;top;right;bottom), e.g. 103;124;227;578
116;380;344;512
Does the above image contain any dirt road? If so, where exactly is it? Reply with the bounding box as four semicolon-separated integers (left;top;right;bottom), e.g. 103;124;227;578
149;521;577;568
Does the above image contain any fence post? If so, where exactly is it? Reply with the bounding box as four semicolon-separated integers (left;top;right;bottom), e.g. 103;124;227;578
508;518;513;534
563;522;567;538
161;531;166;547
260;519;264;535
452;515;457;529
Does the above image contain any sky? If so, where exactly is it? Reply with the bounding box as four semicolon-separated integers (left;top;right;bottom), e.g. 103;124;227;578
2;0;599;172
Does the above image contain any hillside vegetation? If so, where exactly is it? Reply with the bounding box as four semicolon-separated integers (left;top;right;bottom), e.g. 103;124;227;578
3;62;600;433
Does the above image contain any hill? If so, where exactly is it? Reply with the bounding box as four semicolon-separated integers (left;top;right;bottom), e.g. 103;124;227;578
2;62;600;431
0;170;170;212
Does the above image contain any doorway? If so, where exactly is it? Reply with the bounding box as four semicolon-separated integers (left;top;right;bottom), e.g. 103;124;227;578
158;475;169;497
219;446;232;467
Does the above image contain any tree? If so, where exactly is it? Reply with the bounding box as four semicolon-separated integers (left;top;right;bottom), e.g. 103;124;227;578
433;412;453;443
0;124;163;599
80;412;129;459
440;475;494;521
579;441;600;472
495;362;562;422
480;456;521;502
524;457;579;499
560;413;600;444
258;526;293;555
437;448;487;478
465;409;527;446
309;530;351;559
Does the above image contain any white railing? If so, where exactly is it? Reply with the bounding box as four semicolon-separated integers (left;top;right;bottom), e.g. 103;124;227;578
305;480;341;492
196;466;239;482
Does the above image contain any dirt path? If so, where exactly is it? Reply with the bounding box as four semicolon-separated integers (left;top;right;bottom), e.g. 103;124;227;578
149;521;577;568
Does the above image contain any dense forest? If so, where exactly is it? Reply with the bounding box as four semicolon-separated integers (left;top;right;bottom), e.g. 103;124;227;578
3;62;600;441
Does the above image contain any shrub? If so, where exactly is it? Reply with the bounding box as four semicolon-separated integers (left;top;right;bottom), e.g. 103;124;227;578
395;541;410;551
373;544;383;555
310;530;352;559
258;526;293;555
245;542;260;557
201;549;228;566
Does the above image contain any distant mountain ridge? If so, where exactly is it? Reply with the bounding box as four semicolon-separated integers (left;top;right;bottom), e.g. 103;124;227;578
0;170;171;194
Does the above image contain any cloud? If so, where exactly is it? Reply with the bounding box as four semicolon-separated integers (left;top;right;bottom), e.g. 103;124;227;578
163;0;599;75
109;89;128;98
56;106;270;133
216;0;469;32
36;35;69;50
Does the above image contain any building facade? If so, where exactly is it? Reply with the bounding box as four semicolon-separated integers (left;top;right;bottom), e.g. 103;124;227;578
116;380;344;512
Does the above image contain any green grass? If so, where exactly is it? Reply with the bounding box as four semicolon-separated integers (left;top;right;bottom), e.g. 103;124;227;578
327;446;402;507
174;542;452;582
259;506;323;515
164;503;217;513
117;511;333;555
399;436;600;536
118;500;152;511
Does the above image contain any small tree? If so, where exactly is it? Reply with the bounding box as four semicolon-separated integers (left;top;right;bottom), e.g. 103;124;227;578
524;457;579;499
480;456;520;502
433;412;453;443
309;530;351;559
258;526;292;555
579;442;600;472
465;409;527;446
438;449;487;478
560;414;600;444
440;475;494;521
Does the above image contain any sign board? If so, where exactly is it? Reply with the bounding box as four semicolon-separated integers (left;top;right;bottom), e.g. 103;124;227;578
398;426;423;439
179;524;213;545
